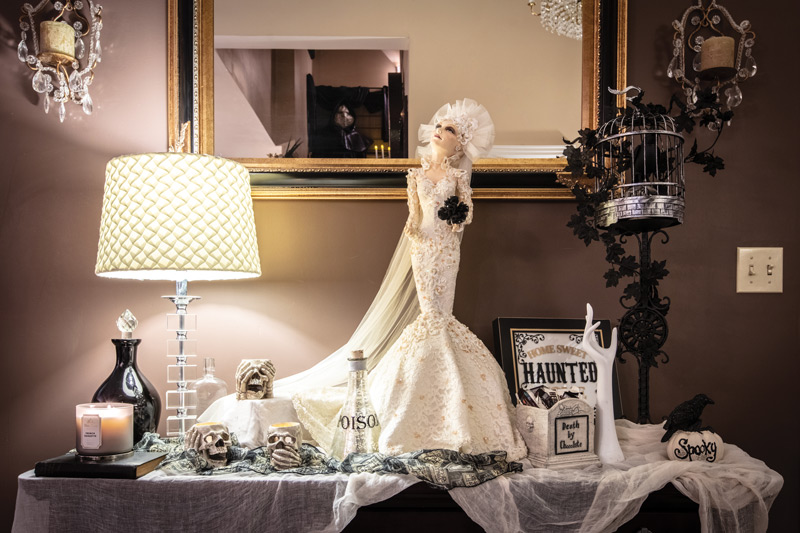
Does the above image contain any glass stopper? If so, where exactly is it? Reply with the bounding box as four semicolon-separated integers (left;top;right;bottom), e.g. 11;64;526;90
116;309;138;338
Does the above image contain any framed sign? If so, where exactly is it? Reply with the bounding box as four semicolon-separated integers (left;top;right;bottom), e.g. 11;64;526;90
492;317;622;417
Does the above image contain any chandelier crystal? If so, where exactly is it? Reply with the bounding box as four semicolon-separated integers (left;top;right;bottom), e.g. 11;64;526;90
528;0;583;40
17;0;103;122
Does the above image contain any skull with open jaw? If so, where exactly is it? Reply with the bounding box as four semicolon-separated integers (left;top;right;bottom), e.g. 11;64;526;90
184;422;232;468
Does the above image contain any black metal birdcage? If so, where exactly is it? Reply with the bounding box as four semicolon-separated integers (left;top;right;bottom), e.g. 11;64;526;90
594;105;685;233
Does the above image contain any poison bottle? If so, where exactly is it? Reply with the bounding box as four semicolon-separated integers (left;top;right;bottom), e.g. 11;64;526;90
329;350;381;460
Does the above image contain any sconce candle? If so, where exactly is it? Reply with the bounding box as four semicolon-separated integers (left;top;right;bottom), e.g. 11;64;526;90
75;403;133;456
700;36;735;72
39;20;75;64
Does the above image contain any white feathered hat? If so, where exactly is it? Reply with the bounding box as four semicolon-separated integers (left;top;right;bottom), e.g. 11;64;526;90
416;98;495;163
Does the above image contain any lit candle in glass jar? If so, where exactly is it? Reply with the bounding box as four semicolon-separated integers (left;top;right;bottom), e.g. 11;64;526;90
75;403;134;456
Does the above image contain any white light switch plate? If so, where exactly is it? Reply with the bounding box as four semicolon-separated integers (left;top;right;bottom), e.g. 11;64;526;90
736;247;783;293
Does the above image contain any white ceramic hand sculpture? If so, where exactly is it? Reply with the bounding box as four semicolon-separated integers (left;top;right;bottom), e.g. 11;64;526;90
580;303;625;464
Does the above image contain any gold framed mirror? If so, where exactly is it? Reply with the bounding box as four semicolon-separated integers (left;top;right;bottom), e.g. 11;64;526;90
168;0;627;200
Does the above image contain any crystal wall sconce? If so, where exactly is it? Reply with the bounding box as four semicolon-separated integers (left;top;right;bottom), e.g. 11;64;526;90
17;0;103;122
669;0;756;123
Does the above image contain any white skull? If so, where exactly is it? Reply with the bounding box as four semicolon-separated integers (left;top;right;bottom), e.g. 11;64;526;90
235;359;276;400
267;422;302;470
185;422;232;467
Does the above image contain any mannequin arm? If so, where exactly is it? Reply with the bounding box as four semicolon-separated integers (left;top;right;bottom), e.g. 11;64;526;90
452;169;473;232
404;170;421;239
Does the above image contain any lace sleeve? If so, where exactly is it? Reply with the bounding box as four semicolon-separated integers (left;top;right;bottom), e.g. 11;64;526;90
404;169;421;239
453;169;473;231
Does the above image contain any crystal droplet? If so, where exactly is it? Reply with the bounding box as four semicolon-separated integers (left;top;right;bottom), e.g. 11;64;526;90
725;84;743;108
692;53;702;72
69;69;80;91
32;70;48;93
44;94;50;114
745;56;757;77
76;37;85;60
82;93;93;115
59;102;66;122
17;39;28;62
667;57;677;79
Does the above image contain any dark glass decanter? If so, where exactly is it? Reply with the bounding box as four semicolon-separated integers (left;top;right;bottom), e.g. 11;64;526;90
92;310;161;443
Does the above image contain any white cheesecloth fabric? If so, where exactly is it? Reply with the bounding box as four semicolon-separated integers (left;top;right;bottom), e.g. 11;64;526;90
449;420;783;533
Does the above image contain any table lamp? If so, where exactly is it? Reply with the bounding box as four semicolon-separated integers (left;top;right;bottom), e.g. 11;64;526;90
95;152;261;436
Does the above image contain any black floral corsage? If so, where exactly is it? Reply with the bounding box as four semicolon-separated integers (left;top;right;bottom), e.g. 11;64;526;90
437;196;469;225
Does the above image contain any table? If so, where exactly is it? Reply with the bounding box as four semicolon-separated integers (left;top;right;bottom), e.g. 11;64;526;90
13;421;783;533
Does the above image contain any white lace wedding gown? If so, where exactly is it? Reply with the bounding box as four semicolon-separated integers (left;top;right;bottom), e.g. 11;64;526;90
366;163;527;461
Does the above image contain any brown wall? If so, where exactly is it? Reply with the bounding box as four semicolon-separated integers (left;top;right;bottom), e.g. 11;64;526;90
0;0;797;530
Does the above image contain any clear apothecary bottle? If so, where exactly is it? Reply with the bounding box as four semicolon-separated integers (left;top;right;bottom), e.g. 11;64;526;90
190;357;229;418
329;349;381;460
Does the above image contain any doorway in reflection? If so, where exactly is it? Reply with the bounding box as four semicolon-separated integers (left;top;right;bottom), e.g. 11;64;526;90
215;48;407;158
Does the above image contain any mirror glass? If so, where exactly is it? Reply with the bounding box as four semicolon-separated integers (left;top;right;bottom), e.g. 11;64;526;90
169;0;626;198
213;0;582;161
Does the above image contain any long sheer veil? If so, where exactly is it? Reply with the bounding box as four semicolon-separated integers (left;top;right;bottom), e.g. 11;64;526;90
273;233;418;395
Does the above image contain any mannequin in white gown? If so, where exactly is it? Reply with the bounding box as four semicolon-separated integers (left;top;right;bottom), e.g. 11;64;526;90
366;103;527;460
292;99;526;461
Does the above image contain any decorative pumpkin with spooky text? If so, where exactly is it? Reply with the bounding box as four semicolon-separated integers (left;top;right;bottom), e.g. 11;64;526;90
666;429;724;463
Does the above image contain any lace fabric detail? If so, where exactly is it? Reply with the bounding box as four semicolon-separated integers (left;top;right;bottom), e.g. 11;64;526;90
369;314;527;460
404;160;470;240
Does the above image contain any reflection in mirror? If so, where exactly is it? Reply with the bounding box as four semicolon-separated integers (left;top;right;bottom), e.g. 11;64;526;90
215;40;408;159
213;0;582;161
168;0;626;197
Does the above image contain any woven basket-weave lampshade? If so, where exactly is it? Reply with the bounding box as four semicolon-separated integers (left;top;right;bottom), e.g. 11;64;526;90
96;153;261;281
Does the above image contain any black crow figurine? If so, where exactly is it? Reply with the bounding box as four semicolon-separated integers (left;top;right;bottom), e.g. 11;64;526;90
661;394;715;442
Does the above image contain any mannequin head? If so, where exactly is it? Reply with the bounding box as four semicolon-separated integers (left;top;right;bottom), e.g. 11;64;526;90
333;104;355;130
430;120;461;160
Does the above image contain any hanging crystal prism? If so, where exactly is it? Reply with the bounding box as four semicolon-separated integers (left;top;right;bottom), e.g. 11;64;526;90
691;53;702;72
745;55;757;77
17;39;28;63
725;84;743;108
58;102;66;122
32;71;48;93
69;69;80;91
82;93;93;115
44;94;50;114
76;37;85;59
